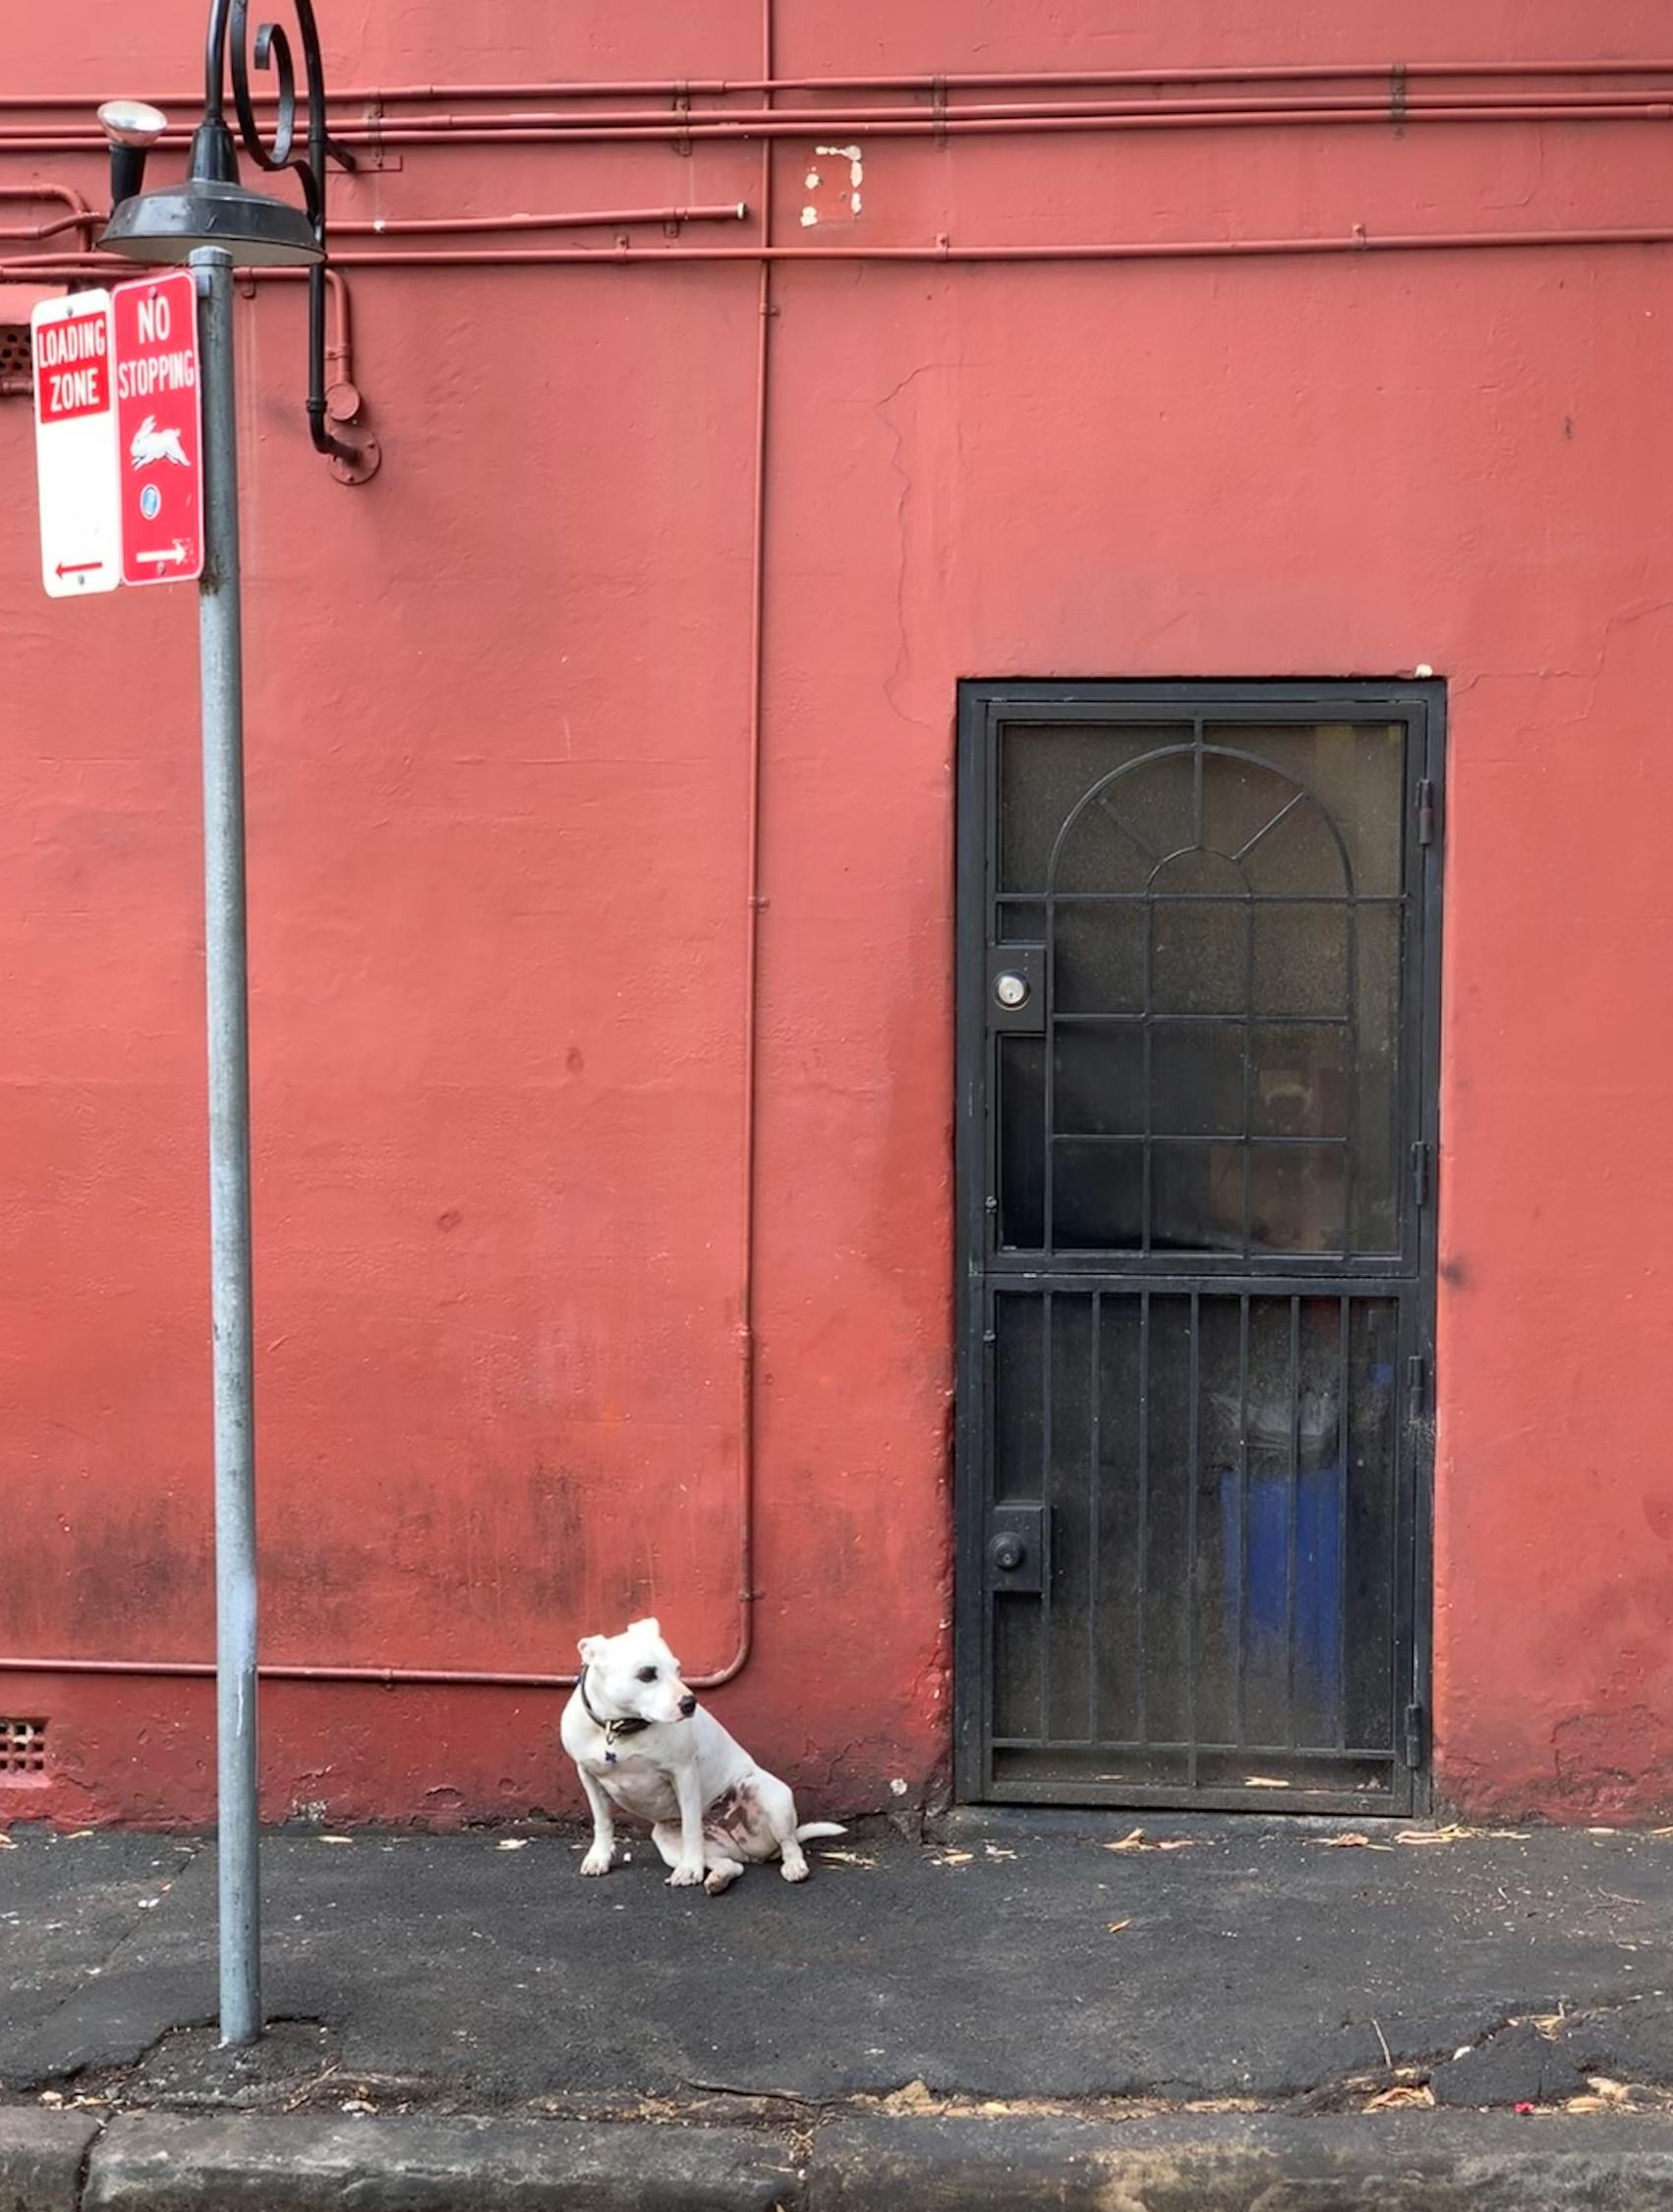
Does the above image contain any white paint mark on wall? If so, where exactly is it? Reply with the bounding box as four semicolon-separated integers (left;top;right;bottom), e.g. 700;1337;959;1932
805;170;821;189
800;206;818;227
816;144;864;217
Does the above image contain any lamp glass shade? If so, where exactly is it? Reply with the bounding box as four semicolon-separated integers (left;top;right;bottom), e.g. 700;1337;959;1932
100;179;321;267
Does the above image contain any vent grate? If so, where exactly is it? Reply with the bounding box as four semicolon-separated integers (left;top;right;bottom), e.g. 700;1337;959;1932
0;1718;47;1774
0;324;32;388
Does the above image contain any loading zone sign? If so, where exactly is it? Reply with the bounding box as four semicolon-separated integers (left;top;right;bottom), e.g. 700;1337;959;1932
30;269;203;599
30;291;121;598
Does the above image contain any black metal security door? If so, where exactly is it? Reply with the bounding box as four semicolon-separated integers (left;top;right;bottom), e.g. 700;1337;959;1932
954;683;1442;1813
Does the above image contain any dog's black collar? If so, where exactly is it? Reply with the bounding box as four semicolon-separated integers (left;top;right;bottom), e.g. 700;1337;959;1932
580;1668;652;1763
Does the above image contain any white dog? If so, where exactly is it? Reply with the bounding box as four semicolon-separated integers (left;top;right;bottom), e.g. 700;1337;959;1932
560;1618;845;1893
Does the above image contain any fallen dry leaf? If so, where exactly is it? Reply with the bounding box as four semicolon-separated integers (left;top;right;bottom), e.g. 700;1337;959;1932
1564;2095;1613;2115
1105;1828;1150;1852
1243;1775;1291;1789
932;1850;975;1868
0;1834;15;1850
495;1838;531;1851
317;1835;355;1846
1365;2083;1435;2111
1315;1833;1395;1851
881;2079;938;2113
37;2091;64;2108
1396;1821;1526;1844
340;2099;375;2116
1585;2077;1633;2104
1106;1919;1132;1934
63;1831;94;1840
1102;1829;1194;1854
819;1849;878;1867
984;1845;1017;1861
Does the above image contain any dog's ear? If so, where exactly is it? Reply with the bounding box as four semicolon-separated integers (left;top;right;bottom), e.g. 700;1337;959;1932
577;1635;605;1663
626;1615;661;1639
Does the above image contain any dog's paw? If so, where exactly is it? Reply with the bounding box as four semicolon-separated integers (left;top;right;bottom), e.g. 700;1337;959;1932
779;1857;810;1883
666;1862;706;1889
579;1846;614;1877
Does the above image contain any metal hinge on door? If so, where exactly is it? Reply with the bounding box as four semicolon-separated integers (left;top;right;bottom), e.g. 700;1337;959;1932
1405;1355;1426;1427
1403;1702;1426;1770
1415;778;1438;846
1411;1140;1431;1210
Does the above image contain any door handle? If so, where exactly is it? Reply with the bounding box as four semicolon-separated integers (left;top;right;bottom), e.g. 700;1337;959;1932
988;1503;1044;1593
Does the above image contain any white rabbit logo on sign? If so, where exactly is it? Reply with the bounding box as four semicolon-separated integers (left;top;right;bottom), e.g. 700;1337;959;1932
129;414;190;469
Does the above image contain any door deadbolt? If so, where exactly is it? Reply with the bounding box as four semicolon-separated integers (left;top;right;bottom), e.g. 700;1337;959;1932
987;1504;1044;1591
994;971;1030;1011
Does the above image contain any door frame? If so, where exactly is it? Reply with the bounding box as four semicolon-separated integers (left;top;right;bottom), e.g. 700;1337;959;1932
952;678;1445;1810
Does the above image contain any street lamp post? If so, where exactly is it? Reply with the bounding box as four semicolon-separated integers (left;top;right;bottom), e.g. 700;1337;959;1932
98;0;360;2049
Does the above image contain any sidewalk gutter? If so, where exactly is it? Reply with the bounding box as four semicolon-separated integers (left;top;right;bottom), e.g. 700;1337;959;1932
5;2108;1673;2212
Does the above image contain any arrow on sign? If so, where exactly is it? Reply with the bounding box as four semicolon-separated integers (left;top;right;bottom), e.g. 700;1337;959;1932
54;558;105;578
134;539;190;567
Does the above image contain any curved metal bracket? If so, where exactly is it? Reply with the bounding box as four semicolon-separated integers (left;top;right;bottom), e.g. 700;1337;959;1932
203;0;378;478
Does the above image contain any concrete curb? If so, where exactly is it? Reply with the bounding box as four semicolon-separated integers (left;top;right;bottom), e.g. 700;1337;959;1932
809;2113;1673;2210
80;2114;799;2211
0;2112;100;2212
6;2107;1673;2211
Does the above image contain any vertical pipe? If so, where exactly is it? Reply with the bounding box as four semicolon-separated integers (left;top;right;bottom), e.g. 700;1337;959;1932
193;244;261;2050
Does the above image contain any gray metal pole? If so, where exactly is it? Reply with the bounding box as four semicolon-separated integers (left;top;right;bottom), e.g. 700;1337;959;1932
192;243;261;2049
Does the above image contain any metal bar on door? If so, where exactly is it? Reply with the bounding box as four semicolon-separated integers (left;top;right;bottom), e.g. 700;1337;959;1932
1086;1291;1101;1740
1185;1290;1200;1788
1336;1294;1352;1750
1285;1294;1300;1746
1038;1289;1053;1742
1235;1293;1249;1745
1136;1290;1150;1743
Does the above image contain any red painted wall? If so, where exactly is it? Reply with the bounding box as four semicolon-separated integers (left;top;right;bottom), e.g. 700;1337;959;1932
3;2;1672;1827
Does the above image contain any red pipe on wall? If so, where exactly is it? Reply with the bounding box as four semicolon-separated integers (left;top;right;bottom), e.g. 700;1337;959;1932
3;94;1673;153
330;204;749;237
0;182;95;248
158;87;1673;129
7;57;1673;108
709;0;780;1696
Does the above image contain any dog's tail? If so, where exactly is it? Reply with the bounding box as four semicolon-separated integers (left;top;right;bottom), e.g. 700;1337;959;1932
795;1822;847;1841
